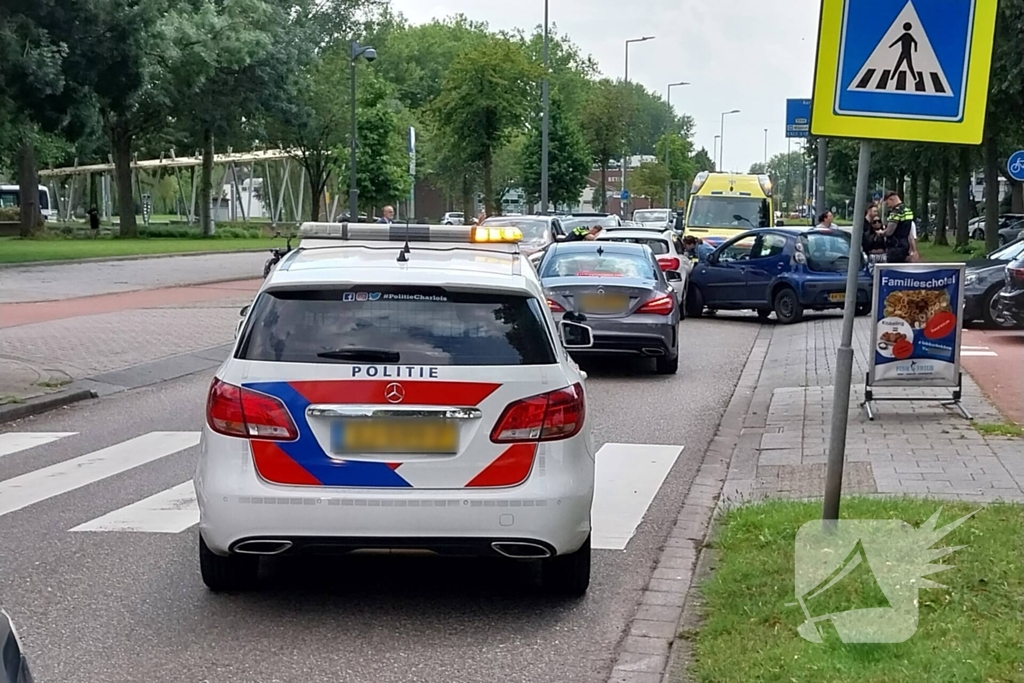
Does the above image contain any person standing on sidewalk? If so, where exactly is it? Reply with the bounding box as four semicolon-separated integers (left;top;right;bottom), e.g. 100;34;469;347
881;191;914;263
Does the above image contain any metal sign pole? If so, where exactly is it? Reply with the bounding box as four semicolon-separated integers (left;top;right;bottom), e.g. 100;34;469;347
823;139;871;522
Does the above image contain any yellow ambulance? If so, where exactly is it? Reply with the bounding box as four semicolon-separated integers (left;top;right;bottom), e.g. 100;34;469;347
683;172;775;247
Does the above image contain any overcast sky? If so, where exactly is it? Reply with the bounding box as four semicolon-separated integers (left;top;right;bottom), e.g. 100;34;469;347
390;0;822;174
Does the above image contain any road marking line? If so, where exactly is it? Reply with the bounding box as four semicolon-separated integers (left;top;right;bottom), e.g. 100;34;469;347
71;480;198;533
0;431;200;519
962;351;998;357
0;433;78;460
962;346;991;350
592;443;683;551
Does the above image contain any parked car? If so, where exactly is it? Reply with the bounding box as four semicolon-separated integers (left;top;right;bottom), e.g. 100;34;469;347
595;228;692;310
479;214;567;257
537;241;682;374
632;209;673;229
687;227;873;324
994;251;1024;327
560;213;624;232
997;219;1024;245
968;213;1024;241
442;211;464;225
964;237;1024;328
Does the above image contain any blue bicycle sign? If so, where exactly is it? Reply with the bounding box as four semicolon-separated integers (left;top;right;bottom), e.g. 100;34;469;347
1008;150;1024;182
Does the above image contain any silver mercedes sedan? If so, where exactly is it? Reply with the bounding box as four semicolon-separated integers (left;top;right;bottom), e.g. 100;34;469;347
537;241;681;374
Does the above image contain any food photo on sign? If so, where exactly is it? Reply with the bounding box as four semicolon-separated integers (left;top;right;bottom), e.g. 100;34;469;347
868;264;965;386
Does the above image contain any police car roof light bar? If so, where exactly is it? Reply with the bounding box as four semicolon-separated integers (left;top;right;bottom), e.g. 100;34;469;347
298;222;524;245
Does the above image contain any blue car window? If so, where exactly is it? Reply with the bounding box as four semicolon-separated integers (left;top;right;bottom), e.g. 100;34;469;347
753;234;788;259
718;238;756;262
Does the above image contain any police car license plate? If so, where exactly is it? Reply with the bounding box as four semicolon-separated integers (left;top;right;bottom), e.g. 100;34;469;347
579;293;627;313
330;419;458;454
829;293;845;302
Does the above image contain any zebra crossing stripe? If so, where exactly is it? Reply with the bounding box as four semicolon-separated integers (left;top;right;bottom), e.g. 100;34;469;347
0;432;200;519
0;433;77;460
592;443;683;550
71;481;198;533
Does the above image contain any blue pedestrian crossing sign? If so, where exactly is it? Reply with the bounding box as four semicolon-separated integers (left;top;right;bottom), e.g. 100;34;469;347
811;0;998;145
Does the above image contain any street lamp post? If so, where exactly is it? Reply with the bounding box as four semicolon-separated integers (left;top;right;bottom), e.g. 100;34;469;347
764;128;768;167
719;109;740;172
622;35;654;217
349;40;377;221
664;81;690;208
713;135;720;171
541;0;550;214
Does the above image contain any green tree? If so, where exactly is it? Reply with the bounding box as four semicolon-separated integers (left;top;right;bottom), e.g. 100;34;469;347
520;94;591;209
335;74;412;215
654;132;696;206
430;36;540;214
628;162;670;204
580;79;631;212
691;147;714;174
0;0;95;235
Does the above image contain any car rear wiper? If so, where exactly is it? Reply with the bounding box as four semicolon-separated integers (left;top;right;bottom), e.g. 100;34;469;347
317;348;401;362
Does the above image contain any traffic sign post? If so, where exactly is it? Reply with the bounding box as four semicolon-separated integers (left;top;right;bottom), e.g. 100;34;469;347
786;99;812;138
1007;151;1024;183
810;0;998;145
811;0;998;523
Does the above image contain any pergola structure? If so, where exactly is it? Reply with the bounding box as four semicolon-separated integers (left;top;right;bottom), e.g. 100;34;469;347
37;147;326;226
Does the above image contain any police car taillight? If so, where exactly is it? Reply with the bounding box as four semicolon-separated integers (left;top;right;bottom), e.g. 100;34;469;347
207;378;298;441
490;384;585;443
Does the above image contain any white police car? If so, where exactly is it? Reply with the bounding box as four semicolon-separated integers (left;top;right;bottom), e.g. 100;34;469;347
196;222;597;595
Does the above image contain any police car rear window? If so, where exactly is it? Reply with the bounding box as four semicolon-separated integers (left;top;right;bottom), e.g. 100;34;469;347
238;287;557;366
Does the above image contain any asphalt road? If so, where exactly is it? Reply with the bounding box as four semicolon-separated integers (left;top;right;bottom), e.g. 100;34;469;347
0;251;269;304
0;317;757;683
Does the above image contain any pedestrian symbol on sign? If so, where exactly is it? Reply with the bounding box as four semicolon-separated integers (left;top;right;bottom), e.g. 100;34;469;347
847;1;952;97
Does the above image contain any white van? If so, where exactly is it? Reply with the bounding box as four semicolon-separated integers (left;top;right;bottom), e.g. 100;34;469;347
0;185;56;221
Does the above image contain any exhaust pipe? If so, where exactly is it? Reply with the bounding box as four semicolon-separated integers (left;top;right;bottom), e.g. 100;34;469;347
234;540;293;555
643;347;666;356
491;541;552;559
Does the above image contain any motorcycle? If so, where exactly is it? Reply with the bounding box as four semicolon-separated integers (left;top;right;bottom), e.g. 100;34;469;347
1;610;34;682
263;233;294;279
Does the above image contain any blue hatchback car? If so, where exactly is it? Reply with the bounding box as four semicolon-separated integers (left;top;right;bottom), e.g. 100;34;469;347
687;227;873;324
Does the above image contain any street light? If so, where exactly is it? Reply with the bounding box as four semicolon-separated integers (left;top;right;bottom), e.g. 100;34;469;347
719;109;740;172
713;135;720;171
541;0;550;213
764;128;769;167
664;81;690;208
622;35;655;217
349;40;377;221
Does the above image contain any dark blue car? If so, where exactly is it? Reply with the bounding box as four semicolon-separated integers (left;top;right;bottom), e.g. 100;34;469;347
686;227;873;324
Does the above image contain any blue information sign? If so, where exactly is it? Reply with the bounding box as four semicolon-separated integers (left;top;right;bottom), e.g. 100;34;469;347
620;190;630;201
868;263;965;388
786;99;812;138
1007;150;1024;183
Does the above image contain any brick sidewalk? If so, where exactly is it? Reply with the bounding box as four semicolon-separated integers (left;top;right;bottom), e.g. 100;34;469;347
720;316;1024;505
0;280;258;407
611;314;1024;683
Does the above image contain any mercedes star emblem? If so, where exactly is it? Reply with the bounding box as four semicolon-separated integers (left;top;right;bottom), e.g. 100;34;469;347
384;382;406;403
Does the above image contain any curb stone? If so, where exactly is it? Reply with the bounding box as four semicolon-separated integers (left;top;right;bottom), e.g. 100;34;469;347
0;388;98;423
606;327;771;683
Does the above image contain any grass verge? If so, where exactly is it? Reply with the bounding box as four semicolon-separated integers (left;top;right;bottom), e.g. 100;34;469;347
916;239;987;263
0;236;283;264
973;422;1024;438
691;497;1023;683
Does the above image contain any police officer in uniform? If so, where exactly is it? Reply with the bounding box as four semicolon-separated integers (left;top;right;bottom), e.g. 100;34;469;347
567;224;602;241
881;191;913;263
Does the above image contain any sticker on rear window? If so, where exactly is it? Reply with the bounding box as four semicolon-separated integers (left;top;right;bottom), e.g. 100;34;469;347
344;292;448;302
